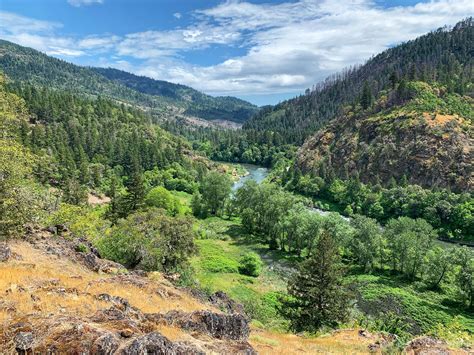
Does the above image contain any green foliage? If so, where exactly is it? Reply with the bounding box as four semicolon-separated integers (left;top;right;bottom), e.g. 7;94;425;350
194;172;232;217
422;246;454;289
384;217;437;279
238;252;263;277
47;203;110;242
283;231;350;332
454;247;474;308
96;208;196;272
350;215;384;272
145;186;180;215
195;239;240;273
0;79;44;239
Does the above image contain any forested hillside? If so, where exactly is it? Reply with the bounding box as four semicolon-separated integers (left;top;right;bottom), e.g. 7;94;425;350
93;68;257;123
0;40;257;124
297;81;473;192
244;18;473;144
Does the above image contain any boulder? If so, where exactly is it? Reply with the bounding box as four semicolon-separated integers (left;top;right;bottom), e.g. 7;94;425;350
92;333;120;355
14;331;34;352
209;291;246;315
0;244;11;262
405;336;450;355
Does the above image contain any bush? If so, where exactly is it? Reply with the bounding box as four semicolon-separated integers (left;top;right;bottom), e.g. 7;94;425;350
96;208;196;272
238;252;263;277
145;186;180;215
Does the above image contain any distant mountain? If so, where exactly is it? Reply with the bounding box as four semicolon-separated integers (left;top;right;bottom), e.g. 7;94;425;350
243;18;473;144
93;68;258;123
0;40;257;124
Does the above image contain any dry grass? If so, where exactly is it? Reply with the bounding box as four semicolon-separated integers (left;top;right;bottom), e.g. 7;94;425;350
423;112;462;127
250;329;384;354
0;241;212;328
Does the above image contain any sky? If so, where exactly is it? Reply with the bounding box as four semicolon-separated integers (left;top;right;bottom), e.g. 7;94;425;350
0;0;472;105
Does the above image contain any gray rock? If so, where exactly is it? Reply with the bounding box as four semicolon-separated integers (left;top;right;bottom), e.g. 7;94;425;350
14;331;34;351
92;333;120;355
121;332;203;355
0;244;11;262
151;310;250;341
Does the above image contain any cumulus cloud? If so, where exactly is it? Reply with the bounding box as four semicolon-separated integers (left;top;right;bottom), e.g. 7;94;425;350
0;0;472;96
68;0;104;7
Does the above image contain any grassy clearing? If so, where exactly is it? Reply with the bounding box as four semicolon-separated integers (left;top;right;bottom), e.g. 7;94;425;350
191;217;288;330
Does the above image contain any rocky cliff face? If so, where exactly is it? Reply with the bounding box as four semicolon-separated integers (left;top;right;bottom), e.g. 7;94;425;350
297;82;473;192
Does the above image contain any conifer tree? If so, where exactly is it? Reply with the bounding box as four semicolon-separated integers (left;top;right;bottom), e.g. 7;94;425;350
360;80;373;110
283;231;350;332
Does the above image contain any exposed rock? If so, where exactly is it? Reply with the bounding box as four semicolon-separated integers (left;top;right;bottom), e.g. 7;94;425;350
150;310;250;341
14;331;34;352
81;252;126;274
0;243;12;262
405;336;452;355
209;291;246;315
92;333;120;355
297;85;473;192
121;332;204;355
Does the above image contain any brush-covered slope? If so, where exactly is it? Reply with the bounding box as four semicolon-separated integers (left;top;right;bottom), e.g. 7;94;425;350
0;40;257;124
244;18;473;144
93;68;258;123
297;81;473;192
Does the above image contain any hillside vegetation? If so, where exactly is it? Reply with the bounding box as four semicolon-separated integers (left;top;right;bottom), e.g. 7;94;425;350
0;40;257;124
244;18;473;144
297;81;473;192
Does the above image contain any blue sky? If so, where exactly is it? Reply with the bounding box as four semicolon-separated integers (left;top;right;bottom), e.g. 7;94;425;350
0;0;472;105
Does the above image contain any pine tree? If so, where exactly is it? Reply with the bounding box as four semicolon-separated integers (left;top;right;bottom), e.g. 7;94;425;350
283;231;350;332
360;80;373;110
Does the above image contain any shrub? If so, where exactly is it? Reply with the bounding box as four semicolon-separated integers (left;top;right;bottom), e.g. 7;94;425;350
239;252;263;277
96;208;196;272
145;186;180;215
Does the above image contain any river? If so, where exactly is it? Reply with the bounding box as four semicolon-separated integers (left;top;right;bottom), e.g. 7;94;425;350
232;163;269;191
231;164;349;220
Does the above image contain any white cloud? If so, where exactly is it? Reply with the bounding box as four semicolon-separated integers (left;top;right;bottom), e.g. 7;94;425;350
173;12;182;19
0;0;472;97
68;0;103;7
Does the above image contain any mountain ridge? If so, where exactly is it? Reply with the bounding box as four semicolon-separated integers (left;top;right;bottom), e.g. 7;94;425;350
0;39;257;124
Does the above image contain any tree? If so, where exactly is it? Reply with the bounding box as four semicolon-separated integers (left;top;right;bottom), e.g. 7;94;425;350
145;186;179;215
360;80;373;110
350;215;384;272
199;172;232;216
384;217;437;279
123;168;145;215
454;247;473;308
97;208;196;273
283;231;350;332
0;141;41;240
422;247;453;289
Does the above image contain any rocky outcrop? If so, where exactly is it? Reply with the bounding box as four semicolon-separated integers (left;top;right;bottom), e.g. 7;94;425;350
209;291;246;315
121;332;204;355
405;336;452;354
0;238;257;355
149;310;251;341
0;243;11;262
297;84;473;192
